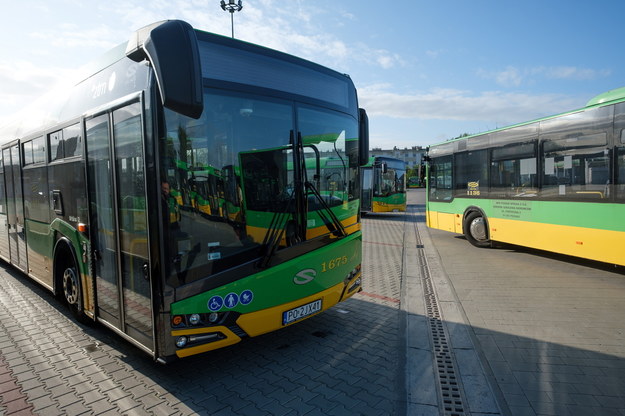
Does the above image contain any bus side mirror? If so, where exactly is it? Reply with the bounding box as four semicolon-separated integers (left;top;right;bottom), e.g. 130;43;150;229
358;108;369;166
381;163;388;174
126;20;204;119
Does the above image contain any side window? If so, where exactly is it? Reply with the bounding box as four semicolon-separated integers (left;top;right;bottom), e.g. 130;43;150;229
23;141;33;166
490;141;537;198
22;136;45;167
0;162;4;214
429;155;453;201
49;131;63;161
455;150;488;197
617;145;625;200
63;124;82;158
48;123;82;161
541;133;609;199
33;136;46;164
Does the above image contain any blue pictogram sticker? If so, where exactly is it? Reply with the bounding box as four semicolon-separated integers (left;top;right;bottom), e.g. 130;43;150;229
208;295;224;312
224;292;239;309
240;290;254;305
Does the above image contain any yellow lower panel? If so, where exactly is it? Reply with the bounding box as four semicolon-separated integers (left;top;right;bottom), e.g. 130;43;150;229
427;211;458;234
372;201;405;212
490;218;625;266
236;283;345;337
172;326;242;358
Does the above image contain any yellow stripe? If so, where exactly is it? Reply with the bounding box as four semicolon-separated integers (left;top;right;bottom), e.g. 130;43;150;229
170;274;362;358
489;218;625;266
426;210;461;233
236;282;346;337
427;209;625;266
173;326;241;358
372;201;406;212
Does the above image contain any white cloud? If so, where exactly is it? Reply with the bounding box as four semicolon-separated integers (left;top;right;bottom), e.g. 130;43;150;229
30;24;119;49
0;61;78;109
480;65;611;87
541;66;612;80
358;84;581;126
495;66;523;87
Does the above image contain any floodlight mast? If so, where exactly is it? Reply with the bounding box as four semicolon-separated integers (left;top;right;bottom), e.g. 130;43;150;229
220;0;243;38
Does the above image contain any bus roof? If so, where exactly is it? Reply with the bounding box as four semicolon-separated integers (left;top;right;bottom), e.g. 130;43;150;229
0;20;357;143
428;86;625;149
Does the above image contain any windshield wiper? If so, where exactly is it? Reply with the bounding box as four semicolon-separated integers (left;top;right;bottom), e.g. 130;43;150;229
257;195;296;269
305;181;346;238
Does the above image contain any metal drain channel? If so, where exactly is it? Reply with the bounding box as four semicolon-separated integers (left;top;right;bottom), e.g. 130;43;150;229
414;219;468;416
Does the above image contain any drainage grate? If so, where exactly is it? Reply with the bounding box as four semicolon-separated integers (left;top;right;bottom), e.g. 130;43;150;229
415;223;467;416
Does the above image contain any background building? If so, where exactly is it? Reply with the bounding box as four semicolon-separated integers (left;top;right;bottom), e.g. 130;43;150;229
370;146;426;168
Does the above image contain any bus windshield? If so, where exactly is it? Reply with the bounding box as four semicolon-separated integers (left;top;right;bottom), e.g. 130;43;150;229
378;160;406;196
161;89;358;287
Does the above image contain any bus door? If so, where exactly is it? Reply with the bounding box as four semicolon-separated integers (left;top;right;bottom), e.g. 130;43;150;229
2;142;27;271
361;167;373;212
85;101;154;352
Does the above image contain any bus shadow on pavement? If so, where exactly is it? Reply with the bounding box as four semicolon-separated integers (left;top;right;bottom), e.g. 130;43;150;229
362;212;410;222
442;318;625;416
0;267;404;415
453;236;625;275
2;264;625;416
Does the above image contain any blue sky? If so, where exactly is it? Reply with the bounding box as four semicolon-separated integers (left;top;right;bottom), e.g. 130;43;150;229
0;0;622;149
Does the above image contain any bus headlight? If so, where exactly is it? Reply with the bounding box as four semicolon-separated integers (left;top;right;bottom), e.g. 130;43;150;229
189;314;201;325
176;336;188;348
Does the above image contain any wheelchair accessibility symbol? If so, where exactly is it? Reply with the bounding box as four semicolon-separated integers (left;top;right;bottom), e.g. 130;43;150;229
208;296;224;312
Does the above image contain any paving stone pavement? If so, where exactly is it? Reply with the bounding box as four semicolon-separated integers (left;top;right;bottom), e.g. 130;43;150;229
4;189;621;416
411;189;625;416
0;211;408;416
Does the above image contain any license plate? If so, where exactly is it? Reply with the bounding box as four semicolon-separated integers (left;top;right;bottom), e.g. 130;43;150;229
282;299;322;325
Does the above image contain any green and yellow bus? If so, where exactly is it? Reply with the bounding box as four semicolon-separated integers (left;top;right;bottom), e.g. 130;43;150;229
0;20;369;361
361;156;407;213
426;87;625;266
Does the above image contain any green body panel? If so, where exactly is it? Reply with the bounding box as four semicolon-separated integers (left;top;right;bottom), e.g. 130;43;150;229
428;198;625;232
50;218;90;275
171;231;361;315
374;193;406;207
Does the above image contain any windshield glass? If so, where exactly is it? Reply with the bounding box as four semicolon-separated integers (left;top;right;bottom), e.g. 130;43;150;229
161;90;359;288
162;91;291;287
375;161;406;196
299;106;359;238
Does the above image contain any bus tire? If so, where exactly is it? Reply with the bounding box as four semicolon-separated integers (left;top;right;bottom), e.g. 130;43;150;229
463;211;491;248
57;248;90;324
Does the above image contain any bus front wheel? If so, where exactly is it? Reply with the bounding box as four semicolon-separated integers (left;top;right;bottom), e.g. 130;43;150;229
463;211;491;248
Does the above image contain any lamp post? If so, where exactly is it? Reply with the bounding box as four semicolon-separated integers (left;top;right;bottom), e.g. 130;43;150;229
220;0;243;38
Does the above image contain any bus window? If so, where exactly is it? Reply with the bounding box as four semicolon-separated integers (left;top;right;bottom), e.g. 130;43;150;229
33;136;46;164
23;141;33;166
490;141;537;197
617;146;625;200
48;123;82;161
541;133;609;199
455;150;488;197
429;155;452;201
23;136;46;167
0;172;4;214
49;131;63;161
